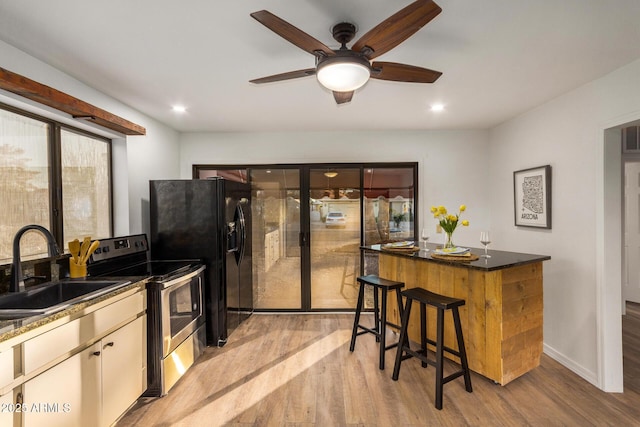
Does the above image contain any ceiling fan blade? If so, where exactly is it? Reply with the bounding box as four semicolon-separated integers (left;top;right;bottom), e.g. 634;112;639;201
251;10;335;57
352;0;442;59
333;91;354;104
370;62;442;83
250;68;316;84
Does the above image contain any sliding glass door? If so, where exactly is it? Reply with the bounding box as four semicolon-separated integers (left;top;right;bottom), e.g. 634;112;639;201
195;163;417;311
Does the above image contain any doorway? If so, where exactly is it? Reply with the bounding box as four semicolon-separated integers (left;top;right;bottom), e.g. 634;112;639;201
600;121;640;392
194;163;417;311
624;160;640;305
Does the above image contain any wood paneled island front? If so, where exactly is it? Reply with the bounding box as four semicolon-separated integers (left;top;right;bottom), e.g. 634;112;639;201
364;244;550;385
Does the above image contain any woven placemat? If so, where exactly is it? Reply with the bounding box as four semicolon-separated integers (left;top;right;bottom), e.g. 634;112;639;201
431;252;480;262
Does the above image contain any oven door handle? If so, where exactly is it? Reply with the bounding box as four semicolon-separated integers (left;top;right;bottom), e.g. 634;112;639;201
157;265;205;289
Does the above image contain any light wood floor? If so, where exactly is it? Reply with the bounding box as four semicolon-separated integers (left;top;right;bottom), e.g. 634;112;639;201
118;304;640;426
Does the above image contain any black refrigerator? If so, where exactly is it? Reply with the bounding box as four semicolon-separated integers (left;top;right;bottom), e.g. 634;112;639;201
149;178;253;346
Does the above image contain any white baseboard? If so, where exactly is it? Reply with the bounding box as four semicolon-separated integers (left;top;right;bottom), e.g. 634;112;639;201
543;343;599;388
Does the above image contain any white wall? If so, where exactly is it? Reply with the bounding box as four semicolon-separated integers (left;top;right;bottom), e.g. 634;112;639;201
489;57;640;390
180;130;491;246
0;40;181;236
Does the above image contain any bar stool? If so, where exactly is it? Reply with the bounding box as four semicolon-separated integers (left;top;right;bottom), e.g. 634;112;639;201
391;287;473;410
349;274;404;370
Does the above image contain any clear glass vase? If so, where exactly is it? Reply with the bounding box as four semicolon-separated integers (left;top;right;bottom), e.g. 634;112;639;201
444;231;455;249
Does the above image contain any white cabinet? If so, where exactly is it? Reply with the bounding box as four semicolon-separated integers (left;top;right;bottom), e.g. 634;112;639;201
0;347;13;389
101;316;146;426
23;343;101;427
23;315;146;427
1;286;147;427
0;347;15;426
0;390;15;427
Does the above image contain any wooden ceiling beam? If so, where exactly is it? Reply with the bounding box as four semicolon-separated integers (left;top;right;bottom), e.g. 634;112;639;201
0;67;146;136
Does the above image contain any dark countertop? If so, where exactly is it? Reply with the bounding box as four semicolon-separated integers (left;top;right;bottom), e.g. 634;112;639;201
363;243;550;271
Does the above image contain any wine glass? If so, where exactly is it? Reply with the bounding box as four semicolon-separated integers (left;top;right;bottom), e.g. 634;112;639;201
420;228;430;251
480;231;491;258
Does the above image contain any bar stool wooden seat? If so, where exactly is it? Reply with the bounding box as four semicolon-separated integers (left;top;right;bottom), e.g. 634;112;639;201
391;287;473;410
349;274;404;370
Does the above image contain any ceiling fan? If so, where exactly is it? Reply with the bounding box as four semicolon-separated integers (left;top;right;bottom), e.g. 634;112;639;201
249;0;443;105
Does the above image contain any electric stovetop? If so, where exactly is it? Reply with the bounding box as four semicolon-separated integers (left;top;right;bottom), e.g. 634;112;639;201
87;234;201;282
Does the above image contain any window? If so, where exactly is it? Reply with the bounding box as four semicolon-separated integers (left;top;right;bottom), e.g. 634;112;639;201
61;129;111;244
0;104;112;263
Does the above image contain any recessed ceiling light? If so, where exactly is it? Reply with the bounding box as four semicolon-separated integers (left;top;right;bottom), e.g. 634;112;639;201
430;104;445;112
172;105;187;113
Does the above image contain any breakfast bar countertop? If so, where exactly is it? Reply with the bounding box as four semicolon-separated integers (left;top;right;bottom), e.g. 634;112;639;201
362;243;551;271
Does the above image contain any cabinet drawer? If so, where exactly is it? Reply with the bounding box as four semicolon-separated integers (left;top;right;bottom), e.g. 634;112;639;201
23;291;145;375
0;347;14;390
93;291;144;337
24;317;84;375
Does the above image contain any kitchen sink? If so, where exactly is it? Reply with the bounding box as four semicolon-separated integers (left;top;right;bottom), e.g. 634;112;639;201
0;279;132;320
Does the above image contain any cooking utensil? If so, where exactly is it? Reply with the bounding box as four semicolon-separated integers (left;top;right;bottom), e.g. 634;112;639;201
80;240;100;264
79;236;91;262
69;239;80;263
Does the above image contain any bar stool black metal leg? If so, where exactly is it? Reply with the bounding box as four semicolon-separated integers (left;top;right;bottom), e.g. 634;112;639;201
395;289;410;349
392;298;413;381
435;307;445;410
379;289;388;370
373;286;380;343
420;302;428;368
453;306;473;393
350;281;366;352
395;288;404;324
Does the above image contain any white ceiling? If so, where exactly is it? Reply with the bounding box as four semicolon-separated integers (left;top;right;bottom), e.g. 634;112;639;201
1;0;640;133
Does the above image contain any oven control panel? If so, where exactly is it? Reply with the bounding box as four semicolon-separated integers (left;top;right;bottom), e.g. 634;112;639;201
90;234;148;262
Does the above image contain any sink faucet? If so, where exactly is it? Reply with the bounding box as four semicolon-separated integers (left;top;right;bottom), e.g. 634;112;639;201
10;225;61;292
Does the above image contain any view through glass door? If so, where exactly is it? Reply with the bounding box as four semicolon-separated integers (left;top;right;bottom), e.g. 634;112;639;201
309;168;361;309
251;168;302;309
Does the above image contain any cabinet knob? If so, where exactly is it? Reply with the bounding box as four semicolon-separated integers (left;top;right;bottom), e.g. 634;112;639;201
105;341;115;347
92;351;101;356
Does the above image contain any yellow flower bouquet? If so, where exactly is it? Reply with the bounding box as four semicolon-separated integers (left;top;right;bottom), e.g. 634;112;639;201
431;204;469;249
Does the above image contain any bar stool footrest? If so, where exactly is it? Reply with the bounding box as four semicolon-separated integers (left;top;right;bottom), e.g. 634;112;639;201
384;342;399;351
422;338;464;360
443;371;465;385
356;326;380;337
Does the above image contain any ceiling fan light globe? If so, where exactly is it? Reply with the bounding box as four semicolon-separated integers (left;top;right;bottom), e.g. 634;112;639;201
316;60;370;92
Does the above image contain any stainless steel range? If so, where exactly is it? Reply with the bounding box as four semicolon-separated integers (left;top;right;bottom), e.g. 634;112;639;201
88;234;206;396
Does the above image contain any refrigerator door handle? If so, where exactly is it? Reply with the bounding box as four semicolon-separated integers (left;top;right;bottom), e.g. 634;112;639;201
227;221;238;253
235;203;246;265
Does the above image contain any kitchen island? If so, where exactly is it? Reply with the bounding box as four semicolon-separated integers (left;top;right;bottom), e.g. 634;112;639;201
363;243;550;385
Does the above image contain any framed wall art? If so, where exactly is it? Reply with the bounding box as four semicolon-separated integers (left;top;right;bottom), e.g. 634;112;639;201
513;165;552;229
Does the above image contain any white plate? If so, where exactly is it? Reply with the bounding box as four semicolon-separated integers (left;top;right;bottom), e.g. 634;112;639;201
384;241;415;248
435;247;469;255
